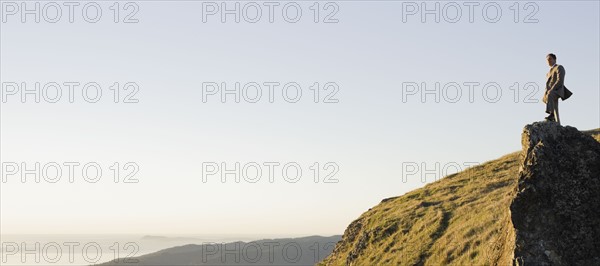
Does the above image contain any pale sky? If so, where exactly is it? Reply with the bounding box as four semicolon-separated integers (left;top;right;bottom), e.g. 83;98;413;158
1;0;599;236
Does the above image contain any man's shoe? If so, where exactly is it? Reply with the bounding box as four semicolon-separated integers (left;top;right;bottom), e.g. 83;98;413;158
545;115;555;121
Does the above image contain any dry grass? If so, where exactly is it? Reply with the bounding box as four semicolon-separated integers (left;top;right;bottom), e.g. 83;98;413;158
320;152;521;266
583;128;600;142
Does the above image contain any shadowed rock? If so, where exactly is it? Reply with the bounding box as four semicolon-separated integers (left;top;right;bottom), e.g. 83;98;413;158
510;121;600;266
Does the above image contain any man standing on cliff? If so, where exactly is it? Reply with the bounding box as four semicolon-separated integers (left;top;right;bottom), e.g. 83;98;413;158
543;53;572;125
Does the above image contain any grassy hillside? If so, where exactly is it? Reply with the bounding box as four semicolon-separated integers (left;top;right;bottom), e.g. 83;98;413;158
321;126;599;266
320;152;520;265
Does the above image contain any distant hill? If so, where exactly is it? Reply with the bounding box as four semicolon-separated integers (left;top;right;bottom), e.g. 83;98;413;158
101;235;341;266
140;235;203;242
320;122;600;265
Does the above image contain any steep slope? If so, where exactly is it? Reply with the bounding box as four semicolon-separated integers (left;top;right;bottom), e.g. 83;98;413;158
320;122;600;266
320;152;521;265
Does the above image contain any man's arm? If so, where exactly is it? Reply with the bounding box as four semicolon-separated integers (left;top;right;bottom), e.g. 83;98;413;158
550;65;565;92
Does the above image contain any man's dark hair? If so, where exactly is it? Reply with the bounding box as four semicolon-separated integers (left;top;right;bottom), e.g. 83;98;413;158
547;53;557;60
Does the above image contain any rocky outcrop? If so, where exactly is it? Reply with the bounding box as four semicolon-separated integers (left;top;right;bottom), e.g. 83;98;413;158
510;121;600;265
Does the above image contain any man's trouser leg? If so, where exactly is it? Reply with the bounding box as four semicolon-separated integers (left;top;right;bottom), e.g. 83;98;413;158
545;91;560;124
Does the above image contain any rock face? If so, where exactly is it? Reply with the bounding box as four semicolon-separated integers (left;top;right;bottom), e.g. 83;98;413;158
510;121;600;265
